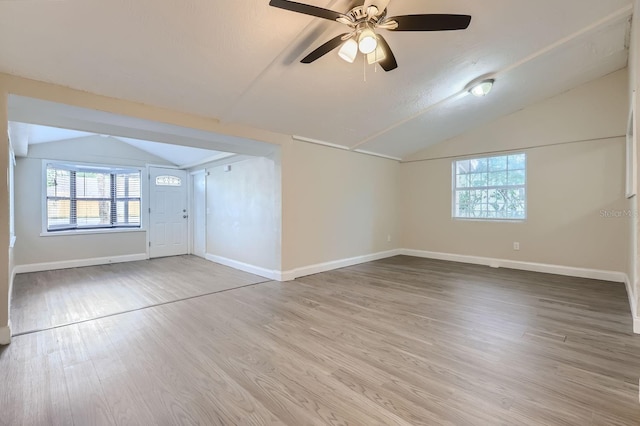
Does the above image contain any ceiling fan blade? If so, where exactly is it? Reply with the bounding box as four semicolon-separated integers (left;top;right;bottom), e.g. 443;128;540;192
387;14;471;31
376;34;397;71
301;33;350;63
269;0;345;22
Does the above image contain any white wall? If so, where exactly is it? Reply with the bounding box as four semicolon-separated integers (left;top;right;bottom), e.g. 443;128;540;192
14;136;172;267
627;1;640;329
1;91;10;343
7;142;15;343
400;69;629;276
401;139;627;272
204;155;280;272
282;141;399;272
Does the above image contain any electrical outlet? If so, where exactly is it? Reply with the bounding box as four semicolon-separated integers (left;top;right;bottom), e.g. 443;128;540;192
513;242;520;251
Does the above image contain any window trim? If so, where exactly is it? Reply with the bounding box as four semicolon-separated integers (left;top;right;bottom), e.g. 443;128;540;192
42;160;147;235
451;152;527;222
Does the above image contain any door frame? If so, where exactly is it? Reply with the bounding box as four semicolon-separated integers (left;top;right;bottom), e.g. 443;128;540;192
145;164;186;259
189;169;207;257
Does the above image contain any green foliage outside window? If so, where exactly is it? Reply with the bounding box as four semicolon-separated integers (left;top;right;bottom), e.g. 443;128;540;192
453;153;526;220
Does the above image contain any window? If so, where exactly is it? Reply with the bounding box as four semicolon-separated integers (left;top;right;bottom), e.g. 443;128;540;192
45;163;141;232
453;153;526;220
155;175;182;186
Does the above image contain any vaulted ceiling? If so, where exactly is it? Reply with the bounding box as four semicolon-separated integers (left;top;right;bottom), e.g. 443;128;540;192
0;0;633;160
8;122;230;168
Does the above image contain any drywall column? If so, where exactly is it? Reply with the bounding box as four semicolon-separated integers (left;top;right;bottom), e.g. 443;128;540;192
280;137;295;273
0;88;10;344
204;155;279;272
636;86;640;333
629;0;640;334
628;0;640;333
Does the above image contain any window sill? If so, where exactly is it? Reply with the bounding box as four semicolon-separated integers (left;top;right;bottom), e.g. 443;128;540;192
40;228;146;237
452;217;526;223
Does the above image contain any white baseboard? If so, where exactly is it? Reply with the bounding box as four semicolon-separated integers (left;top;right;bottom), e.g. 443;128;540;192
205;250;402;282
205;254;280;281
281;249;403;281
624;275;640;334
401;249;626;283
13;253;148;274
0;323;11;345
8;265;16;323
406;249;638;334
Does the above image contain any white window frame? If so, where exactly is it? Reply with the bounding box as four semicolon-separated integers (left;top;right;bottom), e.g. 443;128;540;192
41;160;148;236
451;152;527;221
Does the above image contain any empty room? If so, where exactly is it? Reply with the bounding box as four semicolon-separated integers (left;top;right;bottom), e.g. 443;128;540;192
1;0;640;425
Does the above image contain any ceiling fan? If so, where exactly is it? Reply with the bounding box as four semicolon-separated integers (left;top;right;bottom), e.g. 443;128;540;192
269;0;471;71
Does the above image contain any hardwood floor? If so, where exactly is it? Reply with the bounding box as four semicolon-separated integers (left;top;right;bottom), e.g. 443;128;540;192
2;255;640;425
11;255;267;335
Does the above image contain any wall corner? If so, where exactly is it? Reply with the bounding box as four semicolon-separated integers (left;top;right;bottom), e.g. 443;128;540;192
0;321;11;345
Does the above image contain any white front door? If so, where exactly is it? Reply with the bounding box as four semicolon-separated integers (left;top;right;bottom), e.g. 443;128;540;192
149;167;188;258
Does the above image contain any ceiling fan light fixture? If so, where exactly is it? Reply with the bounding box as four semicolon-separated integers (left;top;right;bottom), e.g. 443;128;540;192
358;27;378;54
338;38;358;63
269;0;473;73
469;79;495;97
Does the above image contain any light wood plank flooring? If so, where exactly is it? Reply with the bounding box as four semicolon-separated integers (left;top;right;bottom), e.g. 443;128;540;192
2;255;640;425
11;255;267;334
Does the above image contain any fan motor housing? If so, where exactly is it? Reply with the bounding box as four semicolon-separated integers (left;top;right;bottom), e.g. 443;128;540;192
345;6;386;26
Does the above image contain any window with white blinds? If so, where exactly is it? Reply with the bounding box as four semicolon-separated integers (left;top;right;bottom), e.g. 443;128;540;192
46;163;141;231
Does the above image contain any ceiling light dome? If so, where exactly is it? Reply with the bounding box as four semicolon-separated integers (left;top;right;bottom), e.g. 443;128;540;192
358;27;378;54
469;79;495;97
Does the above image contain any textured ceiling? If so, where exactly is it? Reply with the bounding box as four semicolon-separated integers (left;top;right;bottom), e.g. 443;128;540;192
0;0;633;159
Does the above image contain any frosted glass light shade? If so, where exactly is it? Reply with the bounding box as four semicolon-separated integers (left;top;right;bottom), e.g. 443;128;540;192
338;39;358;63
367;39;386;64
358;28;378;54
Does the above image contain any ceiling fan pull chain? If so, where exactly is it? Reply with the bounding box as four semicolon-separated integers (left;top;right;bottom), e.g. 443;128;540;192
374;49;378;73
363;52;367;82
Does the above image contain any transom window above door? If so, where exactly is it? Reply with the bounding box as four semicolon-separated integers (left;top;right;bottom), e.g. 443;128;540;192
155;175;182;186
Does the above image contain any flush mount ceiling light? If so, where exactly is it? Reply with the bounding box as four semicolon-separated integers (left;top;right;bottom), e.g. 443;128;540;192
269;0;472;72
469;79;495;97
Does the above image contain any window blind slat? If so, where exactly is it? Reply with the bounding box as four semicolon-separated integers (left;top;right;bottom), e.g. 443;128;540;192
46;164;142;231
